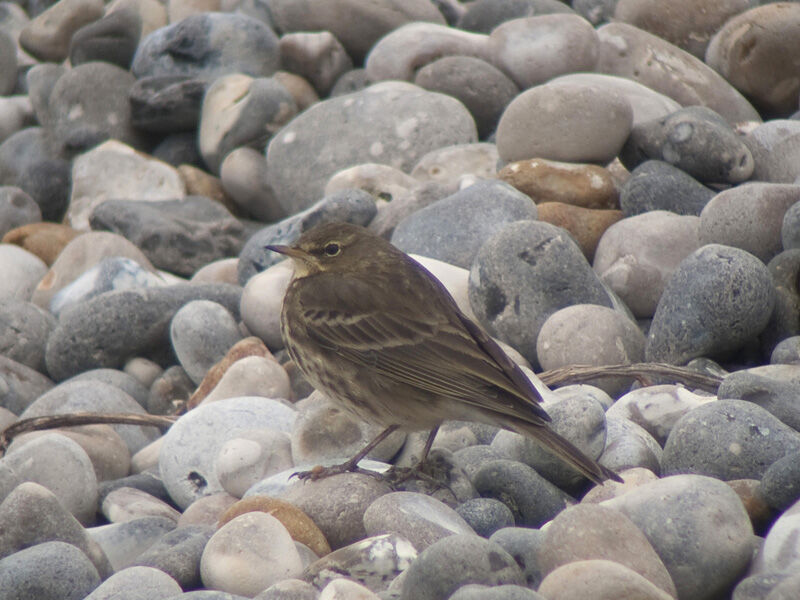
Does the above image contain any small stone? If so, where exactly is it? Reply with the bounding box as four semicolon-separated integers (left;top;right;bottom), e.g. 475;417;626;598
771;336;800;365
733;573;793;600
240;260;294;350
69;6;142;68
129;75;206;133
89;516;177;571
457;0;576;33
2;222;81;267
101;487;180;523
83;566;181;600
215;428;292;498
148;365;194;415
319;579;380;599
0;244;47;301
324;163;418;203
761;450;800;511
255;579;319;600
220;147;285;222
200;512;304;597
279;31;352;96
745;120;800;184
726;479;772;532
455;498;515;538
0;187;40;239
0;355;54;416
0;299;55;372
718;371;800;430
599;417;662;475
449;584;545;600
134;525;214;590
410;143;499;184
19;0;104;62
761;496;800;572
538;559;673;600
178;493;238;528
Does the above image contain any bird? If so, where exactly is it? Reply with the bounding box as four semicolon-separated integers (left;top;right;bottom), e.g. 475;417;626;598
266;222;621;485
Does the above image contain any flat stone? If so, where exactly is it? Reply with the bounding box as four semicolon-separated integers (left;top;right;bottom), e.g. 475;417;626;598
134;525;214;590
0;299;55;372
538;559;673;600
0;355;54;415
19;0;104;62
69;6;142;68
278;31;352;96
619;160;715;217
88;516;176;571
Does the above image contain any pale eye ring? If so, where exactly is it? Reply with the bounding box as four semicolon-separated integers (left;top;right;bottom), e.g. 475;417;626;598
323;242;341;257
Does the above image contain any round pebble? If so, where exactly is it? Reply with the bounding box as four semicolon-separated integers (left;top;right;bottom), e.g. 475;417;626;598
83;566;182;600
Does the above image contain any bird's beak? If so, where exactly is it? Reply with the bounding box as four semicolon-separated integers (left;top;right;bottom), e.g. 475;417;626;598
265;244;307;260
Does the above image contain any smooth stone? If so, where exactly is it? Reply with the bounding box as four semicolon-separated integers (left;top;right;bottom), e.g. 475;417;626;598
219;147;285;222
200;512;303;596
0;541;101;600
324;163;418;202
455;498;515;538
0;29;16;96
365;22;489;83
472;460;572;527
0;187;40;238
498;158;619;210
581;467;660;504
49;257;170;318
191;258;239;286
270;473;392;550
45;283;242;381
255;579;319;600
133;130;201;170
538;559;673;600
399;534;524;600
279;31;352;96
134;525;214;590
98;472;171;507
536;304;645;396
645;244;775;365
488;14;598;89
706;3;800;115
491;392;608;489
31;230;155;310
457;0;576;33
101;487;180;523
718;371;800;431
496;81;632;164
489;526;546;588
131;13;279;81
201;356;291;406
83;566;181;600
763;250;800;355
540;503;675;596
761;497;800;572
178;493;238;528
129;75;206;133
469;220;612;365
0;482;112;577
147;365;194;415
619;160;715;217
410;143;499;185
69;6;142;68
272;70;319;111
160;396;295;509
68;140;185;231
89;196;245;277
410;255;477;321
0;96;32;146
215;429;293;498
606;384;716;445
265;83;476;213
602;474;754;600
391;179;537;269
304;533;416;593
614;0;752;59
363;492;474;552
19;0;104;62
593;211;701;318
0;355;54;415
198;74;296;174
745;120;800;183
450;584;544;600
240;260;293;350
766;573;800;600
771;335;800;365
595;22;761;124
662;399;800;481
783;201;800;252
622;106;754;184
414;56;518;138
0;244;47;301
330;68;371;97
599;416;662;474
319;579;380;599
761;450;800;511
733;573;793;600
536;203;623;262
236;188;376;284
369;181;456;239
2;222;81;267
0;299;55;372
89;516;177;571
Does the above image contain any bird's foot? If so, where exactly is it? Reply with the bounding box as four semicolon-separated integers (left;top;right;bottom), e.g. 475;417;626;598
291;460;385;482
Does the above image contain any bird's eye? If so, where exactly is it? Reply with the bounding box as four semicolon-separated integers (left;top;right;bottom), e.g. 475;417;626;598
323;242;341;257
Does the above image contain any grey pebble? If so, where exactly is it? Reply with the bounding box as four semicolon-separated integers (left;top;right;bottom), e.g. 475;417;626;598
88;515;176;572
600;416;662;475
279;31;353;97
489;527;546;588
148;364;195;415
134;525;214;590
619;160;715;217
67;367;150;409
255;579;320;600
83;565;182;600
0;186;40;237
718;371;800;430
457;0;575;33
762;250;800;357
733;573;793;600
0;354;54;415
98;471;172;507
782;199;800;251
771;336;800;364
69;7;142;69
129;76;207;134
758;450;800;512
744;119;800;184
449;584;545;600
0;299;55;372
455;498;515;537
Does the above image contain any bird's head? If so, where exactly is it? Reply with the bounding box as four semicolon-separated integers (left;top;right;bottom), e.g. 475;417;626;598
265;222;388;277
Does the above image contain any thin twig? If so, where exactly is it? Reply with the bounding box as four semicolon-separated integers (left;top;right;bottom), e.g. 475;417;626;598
539;362;723;392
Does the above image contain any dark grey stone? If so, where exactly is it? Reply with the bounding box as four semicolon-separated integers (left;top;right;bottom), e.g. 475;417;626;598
66;368;150;409
0;28;15;95
620;160;715;217
25;63;65;130
129;76;207;133
49;61;146;156
237;188;376;285
456;498;515;537
151;132;203;168
472;460;572;527
452;445;509;482
489;527;546;588
718;371;800;430
468;220;612;365
645;244;775;365
44;283;242;380
400;534;524;600
265;83;476;213
0;541;101;600
762;250;800;358
457;0;575;33
620;106;754;184
329;68;371;97
0;299;56;372
13;156;71;222
131;13;280;82
0;127;56;189
782;199;800;251
0;186;41;238
134;525;214;589
89;197;247;277
771;336;800;364
69;7;142;68
760;450;800;512
662;399;800;480
414;56;518;138
147;365;194;415
391;180;536;269
0;355;54;415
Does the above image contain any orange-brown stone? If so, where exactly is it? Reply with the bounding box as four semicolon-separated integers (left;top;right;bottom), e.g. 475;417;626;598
536;202;623;261
2;222;82;265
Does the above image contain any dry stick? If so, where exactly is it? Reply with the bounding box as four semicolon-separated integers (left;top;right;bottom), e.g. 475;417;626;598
0;413;177;455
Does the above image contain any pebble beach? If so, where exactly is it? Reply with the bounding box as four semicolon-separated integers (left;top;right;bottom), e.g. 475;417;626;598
2;0;800;598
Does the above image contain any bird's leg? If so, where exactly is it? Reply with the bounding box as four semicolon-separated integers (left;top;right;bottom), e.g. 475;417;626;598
387;425;442;486
294;424;400;481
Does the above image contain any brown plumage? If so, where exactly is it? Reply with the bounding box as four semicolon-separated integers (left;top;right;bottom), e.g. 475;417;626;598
267;222;621;485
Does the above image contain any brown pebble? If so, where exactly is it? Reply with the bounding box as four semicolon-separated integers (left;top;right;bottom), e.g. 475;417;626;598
726;479;773;534
536;202;623;261
2;222;82;266
178;164;239;216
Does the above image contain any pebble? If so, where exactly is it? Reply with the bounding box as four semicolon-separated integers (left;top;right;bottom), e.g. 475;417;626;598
89;515;176;571
215;428;293;497
83;565;182;600
745;120;800;183
496;81;632;164
0;243;47;301
619;160;715;218
600;416;662;475
760;450;800;512
19;0;104;62
200;512;304;597
449;585;545;600
469;220;612;365
0;187;40;238
718;370;800;431
0;299;55;372
761;497;800;572
391;180;537;269
319;579;380;599
324;163;417;203
457;0;576;33
101;486;180;523
129;75;206;133
410;143;499;184
256;579;319;600
455;498;515;538
177;493;237;528
0;541;101;600
399;534;524;600
538;559;673;600
279;31;352;97
160;396;296;509
645;244;776;365
69;7;142;69
0;354;54;415
134;525;214;589
602;474;754;599
489;527;546;588
2;222;81;265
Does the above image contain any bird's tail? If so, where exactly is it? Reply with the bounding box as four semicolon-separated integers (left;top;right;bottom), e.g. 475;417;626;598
505;419;623;485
